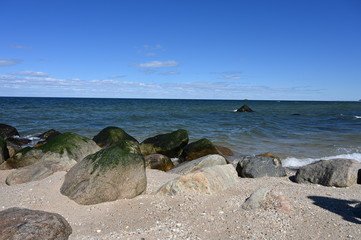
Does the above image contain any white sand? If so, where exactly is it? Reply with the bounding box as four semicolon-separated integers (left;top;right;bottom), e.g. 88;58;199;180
0;168;360;239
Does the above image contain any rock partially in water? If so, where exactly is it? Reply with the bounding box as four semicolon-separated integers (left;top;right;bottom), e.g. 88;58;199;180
0;124;19;139
236;104;254;112
180;138;218;162
93;126;138;148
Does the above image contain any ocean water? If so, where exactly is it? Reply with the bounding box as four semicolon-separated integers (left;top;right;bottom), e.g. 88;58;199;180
1;97;360;167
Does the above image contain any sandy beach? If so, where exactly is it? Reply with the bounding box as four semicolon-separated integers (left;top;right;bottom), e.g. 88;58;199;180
0;168;360;240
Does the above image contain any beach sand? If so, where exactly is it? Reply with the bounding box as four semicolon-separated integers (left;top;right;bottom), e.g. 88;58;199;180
0;168;360;239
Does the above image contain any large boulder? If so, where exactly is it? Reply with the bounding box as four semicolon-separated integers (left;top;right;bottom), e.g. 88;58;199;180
0;124;19;139
140;129;189;158
170;154;227;174
236;104;254;112
295;158;361;187
35;129;62;147
60;141;147;205
157;164;239;196
236;155;286;178
0;137;9;164
92;126;138;148
180;138;219;162
0;207;72;240
6;132;101;168
144;154;174;171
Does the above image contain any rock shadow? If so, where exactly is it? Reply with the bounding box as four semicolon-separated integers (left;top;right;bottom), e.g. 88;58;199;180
308;196;361;224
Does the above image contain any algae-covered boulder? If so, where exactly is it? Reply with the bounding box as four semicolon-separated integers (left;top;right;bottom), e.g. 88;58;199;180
144;154;174;171
140;129;189;158
35;129;62;147
93;126;138;148
180;138;219;162
60;141;147;205
0;137;10;164
7;132;100;168
170;154;227;174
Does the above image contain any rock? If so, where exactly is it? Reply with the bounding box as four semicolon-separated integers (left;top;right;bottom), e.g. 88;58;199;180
35;129;62;147
236;155;287;178
295;158;361;187
6;132;101;168
0;207;72;240
0;124;19;139
0;137;10;164
242;188;293;214
140;129;189;158
60;141;147;205
170;154;227;174
180;138;219;162
144;154;174;171
257;152;281;163
92;126;138;148
6;136;31;146
236;104;254;112
157;164;239;196
6;159;77;185
215;145;234;156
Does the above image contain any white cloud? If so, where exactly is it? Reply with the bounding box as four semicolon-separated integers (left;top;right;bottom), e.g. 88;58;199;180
11;71;49;77
8;45;32;50
0;59;22;66
219;75;241;80
135;60;179;68
160;71;180;75
139;69;157;74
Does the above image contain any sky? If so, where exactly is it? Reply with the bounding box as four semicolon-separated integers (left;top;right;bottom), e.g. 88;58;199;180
0;0;360;100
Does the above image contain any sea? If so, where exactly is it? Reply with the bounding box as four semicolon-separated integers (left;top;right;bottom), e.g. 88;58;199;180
1;97;360;167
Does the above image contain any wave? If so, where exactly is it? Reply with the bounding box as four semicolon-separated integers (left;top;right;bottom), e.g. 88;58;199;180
354;116;361;119
283;153;361;167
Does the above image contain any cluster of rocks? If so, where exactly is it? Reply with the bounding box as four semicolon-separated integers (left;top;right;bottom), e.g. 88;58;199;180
1;123;360;239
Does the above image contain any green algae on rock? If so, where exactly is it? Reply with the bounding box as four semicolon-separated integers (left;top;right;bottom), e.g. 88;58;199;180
93;126;138;148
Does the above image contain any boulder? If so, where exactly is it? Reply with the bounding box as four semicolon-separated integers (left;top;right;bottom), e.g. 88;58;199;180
0;207;72;240
170;154;227;174
35;129;62;147
180;138;219;162
144;154;174;171
140;129;189;158
60;141;147;205
215;145;234;156
257;152;281;162
6;136;31;146
6;132;101;168
295;158;361;187
92;126;138;148
157;164;239;196
0;137;9;164
6;159;77;185
236;104;254;112
0;124;19;139
236;155;286;178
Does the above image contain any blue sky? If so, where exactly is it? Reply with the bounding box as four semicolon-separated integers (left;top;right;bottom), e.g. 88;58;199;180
1;0;360;100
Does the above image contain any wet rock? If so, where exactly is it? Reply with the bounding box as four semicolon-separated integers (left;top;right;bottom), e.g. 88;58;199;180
6;136;31;146
35;129;62;147
144;154;174;171
0;124;19;139
93;126;138;148
0;137;10;164
236;155;286;178
215;145;234;156
180;138;218;162
170;154;227;174
236;104;254;112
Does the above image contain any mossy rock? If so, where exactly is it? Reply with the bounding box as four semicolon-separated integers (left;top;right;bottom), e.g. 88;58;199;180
140;129;189;158
180;138;219;162
93;126;138;148
144;154;174;171
0;136;10;164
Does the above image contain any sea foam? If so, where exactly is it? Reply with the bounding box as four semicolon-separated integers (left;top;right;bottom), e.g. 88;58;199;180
283;153;361;167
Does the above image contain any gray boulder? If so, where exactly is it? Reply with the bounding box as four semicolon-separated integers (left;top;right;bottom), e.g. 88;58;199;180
157;164;239;196
295;158;361;187
92;126;138;148
180;138;219;162
0;124;19;139
236;155;286;178
0;207;72;240
0;137;9;164
60;141;147;205
170;154;227;174
140;129;189;158
144;154;174;171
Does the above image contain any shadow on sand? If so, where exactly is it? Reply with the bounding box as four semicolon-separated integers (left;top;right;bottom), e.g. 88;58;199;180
308;196;361;224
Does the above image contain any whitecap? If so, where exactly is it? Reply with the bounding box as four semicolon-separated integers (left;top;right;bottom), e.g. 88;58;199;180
354;116;361;119
283;152;361;167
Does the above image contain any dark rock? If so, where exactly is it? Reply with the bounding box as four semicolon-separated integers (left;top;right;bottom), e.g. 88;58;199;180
257;152;281;163
0;207;72;240
6;136;31;146
236;104;254;112
180;138;218;162
236;155;287;178
60;141;146;205
35;129;62;147
170;154;227;174
215;145;234;156
140;129;189;158
295;158;361;187
0;137;10;164
0;124;19;139
93;126;138;148
144;154;174;171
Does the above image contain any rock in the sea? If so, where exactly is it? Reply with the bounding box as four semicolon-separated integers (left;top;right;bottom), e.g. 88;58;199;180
170;154;227;174
93;126;138;147
295;158;361;187
0;207;72;240
144;154;174;171
6;159;77;185
180;138;219;162
140;129;189;158
236;155;286;178
157;164;239;196
236;104;254;112
35;129;62;147
0;137;10;164
60;141;147;205
7;132;101;168
0;123;19;139
6;136;31;146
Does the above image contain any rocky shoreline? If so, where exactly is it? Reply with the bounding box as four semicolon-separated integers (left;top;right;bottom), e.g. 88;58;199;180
0;123;360;239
